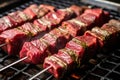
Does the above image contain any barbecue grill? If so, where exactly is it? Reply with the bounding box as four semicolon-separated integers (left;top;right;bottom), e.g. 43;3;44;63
0;0;120;80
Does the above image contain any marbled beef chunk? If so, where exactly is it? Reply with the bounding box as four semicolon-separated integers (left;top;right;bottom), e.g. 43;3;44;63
75;34;98;61
57;49;74;69
42;30;69;54
33;17;51;31
20;42;47;64
23;4;54;20
39;4;55;12
8;11;26;26
77;13;96;29
49;27;71;51
108;19;120;31
0;16;15;33
66;38;86;59
84;8;104;25
0;28;26;55
62;18;87;37
20;38;50;64
58;48;78;64
18;22;41;36
85;30;105;48
101;23;120;47
43;55;67;78
69;5;88;16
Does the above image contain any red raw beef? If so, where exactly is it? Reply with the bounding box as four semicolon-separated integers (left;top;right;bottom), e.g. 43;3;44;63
75;34;98;57
8;11;25;26
69;5;88;16
0;16;15;33
66;38;85;59
20;39;49;64
0;28;26;55
43;54;67;78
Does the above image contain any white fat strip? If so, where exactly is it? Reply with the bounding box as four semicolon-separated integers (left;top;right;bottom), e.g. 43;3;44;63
49;56;67;69
52;13;58;19
92;27;110;37
19;12;28;21
3;17;12;27
70;19;87;27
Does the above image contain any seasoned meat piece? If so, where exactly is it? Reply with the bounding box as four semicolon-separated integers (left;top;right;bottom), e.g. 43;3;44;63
8;11;26;26
66;38;86;59
62;18;87;37
92;27;110;39
18;22;41;36
42;33;64;53
50;27;71;51
20;42;48;64
20;39;49;64
23;4;55;19
84;8;103;24
75;34;98;60
0;16;15;33
57;50;74;69
85;30;105;47
101;24;120;46
84;26;110;48
23;4;39;20
69;5;88;16
31;39;48;54
18;11;29;22
77;13;96;29
33;17;52;31
58;48;78;64
44;48;80;78
39;4;55;12
43;54;68;78
0;28;26;55
108;19;120;30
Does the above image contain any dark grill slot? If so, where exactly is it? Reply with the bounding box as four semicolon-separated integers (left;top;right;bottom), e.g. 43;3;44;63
0;0;120;80
92;67;109;76
106;72;120;80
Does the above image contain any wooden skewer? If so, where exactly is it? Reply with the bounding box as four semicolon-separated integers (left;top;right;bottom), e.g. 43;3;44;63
0;43;7;47
0;56;28;72
29;66;52;80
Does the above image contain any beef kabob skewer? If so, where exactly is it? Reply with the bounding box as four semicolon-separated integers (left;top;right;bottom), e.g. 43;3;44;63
0;5;88;71
0;4;55;33
0;4;55;48
19;8;107;64
29;19;120;79
0;5;83;55
0;8;108;72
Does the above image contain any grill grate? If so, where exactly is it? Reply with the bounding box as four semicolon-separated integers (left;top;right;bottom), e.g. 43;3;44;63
0;0;120;80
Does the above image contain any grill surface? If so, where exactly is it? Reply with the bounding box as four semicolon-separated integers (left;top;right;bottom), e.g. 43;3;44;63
0;0;120;80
